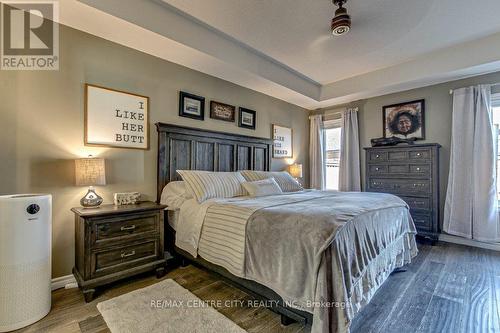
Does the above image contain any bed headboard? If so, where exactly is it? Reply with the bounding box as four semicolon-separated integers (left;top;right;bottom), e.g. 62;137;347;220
156;123;273;202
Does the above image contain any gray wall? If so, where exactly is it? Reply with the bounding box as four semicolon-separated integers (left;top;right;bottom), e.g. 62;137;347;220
314;71;500;228
0;25;309;278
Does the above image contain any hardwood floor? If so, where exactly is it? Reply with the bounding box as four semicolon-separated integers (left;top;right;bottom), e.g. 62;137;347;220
14;242;500;333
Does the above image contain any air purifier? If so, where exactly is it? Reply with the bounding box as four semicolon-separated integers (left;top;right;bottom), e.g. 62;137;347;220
0;194;52;332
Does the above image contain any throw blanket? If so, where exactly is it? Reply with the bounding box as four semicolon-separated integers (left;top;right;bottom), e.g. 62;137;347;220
176;191;418;332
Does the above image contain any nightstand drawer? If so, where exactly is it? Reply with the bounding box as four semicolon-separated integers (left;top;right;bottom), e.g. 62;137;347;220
92;239;159;278
94;213;159;245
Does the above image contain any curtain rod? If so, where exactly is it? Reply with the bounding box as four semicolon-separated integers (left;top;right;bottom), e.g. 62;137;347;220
449;83;500;95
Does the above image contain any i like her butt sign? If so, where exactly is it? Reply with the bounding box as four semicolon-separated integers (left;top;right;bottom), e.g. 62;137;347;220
85;84;149;150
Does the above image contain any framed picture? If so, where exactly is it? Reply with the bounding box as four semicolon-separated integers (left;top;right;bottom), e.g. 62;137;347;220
210;101;235;122
85;84;149;150
383;99;425;140
272;124;293;158
179;91;205;120
238;107;256;130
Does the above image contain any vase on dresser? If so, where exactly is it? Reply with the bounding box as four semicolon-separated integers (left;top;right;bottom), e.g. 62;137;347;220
364;143;441;242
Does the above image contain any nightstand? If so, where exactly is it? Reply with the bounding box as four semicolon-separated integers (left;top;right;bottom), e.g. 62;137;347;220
72;202;167;302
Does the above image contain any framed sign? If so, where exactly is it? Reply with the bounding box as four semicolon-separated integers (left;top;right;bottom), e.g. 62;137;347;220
272;124;292;158
85;84;149;150
383;99;425;140
210;101;235;122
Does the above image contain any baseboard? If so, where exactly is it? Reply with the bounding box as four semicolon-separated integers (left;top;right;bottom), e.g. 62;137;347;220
51;274;77;291
439;233;500;251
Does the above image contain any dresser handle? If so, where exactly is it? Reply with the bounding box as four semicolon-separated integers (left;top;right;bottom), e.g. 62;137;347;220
416;153;421;157
416;167;421;171
375;154;380;158
120;225;136;231
375;167;380;171
121;250;136;258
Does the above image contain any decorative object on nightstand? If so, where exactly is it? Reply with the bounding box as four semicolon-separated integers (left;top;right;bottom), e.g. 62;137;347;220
288;163;303;181
75;156;106;208
72;202;167;302
113;192;141;205
364;143;441;242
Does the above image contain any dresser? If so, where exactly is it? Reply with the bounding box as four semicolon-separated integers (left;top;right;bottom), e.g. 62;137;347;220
364;144;441;241
72;202;167;302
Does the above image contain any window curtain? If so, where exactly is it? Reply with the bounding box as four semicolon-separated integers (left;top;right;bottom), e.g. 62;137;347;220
443;85;500;242
339;107;361;191
309;115;325;190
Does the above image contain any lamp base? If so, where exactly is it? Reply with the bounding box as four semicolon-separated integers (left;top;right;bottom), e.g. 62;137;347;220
80;187;103;208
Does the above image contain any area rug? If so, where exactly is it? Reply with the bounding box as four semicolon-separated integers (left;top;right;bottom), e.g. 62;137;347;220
97;279;246;333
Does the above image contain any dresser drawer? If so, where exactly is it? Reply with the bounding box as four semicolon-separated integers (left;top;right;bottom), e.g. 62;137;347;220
369;151;387;162
93;213;159;246
368;165;388;174
399;196;431;211
411;213;432;231
409;149;431;160
368;179;431;194
92;239;159;278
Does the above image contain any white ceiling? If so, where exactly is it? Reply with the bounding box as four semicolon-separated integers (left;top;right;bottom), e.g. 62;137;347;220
161;0;500;84
60;0;500;109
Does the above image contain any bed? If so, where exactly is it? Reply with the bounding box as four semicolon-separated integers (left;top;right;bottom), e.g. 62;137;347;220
156;123;418;333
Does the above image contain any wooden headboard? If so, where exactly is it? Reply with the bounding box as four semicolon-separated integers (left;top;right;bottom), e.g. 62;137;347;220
156;123;273;202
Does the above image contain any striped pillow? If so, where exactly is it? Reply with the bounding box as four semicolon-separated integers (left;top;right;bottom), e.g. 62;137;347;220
177;170;247;203
240;170;303;192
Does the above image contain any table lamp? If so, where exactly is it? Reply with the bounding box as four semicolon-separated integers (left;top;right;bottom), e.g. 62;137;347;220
75;156;106;208
289;163;303;180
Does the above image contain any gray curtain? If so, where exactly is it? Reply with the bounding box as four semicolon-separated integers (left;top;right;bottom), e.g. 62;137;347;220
339;107;361;191
309;115;325;190
443;85;500;242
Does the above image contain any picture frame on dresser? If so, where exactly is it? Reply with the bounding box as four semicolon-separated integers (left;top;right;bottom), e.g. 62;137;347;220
364;143;441;243
383;99;425;140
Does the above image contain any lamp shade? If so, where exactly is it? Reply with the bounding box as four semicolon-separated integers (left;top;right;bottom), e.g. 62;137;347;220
289;163;303;178
75;158;106;186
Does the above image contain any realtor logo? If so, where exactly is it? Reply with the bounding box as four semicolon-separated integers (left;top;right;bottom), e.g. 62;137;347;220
1;1;59;70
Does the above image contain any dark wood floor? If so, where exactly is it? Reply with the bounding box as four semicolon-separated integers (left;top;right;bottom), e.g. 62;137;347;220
15;242;500;333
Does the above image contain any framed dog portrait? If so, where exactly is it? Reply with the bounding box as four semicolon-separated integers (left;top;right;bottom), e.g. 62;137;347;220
383;99;425;140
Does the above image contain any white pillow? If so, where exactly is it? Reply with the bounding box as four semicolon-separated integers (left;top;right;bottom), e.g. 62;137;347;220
242;178;283;197
177;170;247;203
240;170;303;192
160;181;192;210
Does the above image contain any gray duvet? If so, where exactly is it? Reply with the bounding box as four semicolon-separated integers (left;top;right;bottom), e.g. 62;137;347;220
242;191;418;333
185;191;418;332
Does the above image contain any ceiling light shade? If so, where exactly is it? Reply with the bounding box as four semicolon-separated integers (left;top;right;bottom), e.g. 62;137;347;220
331;0;351;36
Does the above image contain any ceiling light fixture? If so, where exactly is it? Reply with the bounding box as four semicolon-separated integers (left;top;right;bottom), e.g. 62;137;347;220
331;0;351;36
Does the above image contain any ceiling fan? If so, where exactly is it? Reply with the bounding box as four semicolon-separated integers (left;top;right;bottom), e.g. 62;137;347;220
331;0;351;36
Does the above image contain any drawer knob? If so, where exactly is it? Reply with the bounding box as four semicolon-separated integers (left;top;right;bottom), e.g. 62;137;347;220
121;250;136;258
417;153;421;156
376;154;380;158
416;167;421;171
120;225;136;231
375;167;380;171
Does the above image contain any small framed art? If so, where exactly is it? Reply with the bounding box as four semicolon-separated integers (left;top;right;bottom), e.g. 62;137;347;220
238;107;256;130
179;91;205;120
272;124;293;158
210;101;235;122
383;99;425;140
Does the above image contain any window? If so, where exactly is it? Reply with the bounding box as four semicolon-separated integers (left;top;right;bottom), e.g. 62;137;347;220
492;94;500;198
324;120;342;190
